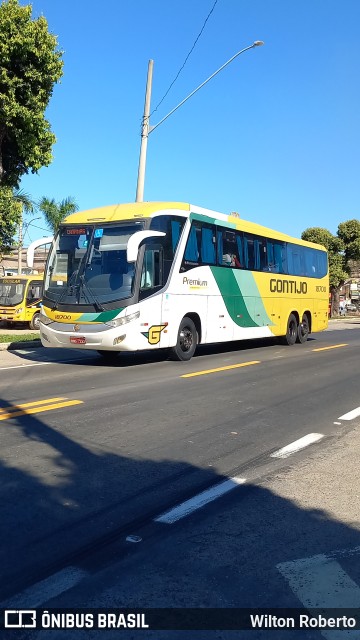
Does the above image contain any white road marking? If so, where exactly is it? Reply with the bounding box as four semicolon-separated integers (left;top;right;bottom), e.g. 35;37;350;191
270;433;324;459
154;477;246;524
0;356;95;371
0;362;51;371
0;567;88;608
338;407;360;421
277;551;360;639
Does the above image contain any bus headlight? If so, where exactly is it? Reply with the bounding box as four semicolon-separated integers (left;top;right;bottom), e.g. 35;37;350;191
105;311;140;328
40;311;53;325
15;308;23;314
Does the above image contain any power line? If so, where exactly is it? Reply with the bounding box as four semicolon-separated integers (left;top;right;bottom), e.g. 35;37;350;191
28;223;51;234
150;0;219;118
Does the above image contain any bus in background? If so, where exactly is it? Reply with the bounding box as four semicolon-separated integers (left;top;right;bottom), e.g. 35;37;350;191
39;201;329;360
0;274;43;329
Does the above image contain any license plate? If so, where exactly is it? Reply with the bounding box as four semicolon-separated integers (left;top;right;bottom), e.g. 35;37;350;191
70;336;86;344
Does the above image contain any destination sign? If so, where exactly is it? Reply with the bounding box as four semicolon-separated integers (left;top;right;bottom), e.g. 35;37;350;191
65;228;87;235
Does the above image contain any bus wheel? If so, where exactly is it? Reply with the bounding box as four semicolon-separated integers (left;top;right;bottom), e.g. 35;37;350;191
281;313;298;345
170;316;198;361
29;312;40;330
297;313;309;343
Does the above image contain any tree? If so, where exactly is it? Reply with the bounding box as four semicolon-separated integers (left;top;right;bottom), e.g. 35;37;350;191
337;219;360;263
39;196;78;233
301;226;348;316
0;0;63;188
0;185;34;256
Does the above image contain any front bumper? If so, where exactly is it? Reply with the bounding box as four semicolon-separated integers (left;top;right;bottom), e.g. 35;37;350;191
40;320;144;352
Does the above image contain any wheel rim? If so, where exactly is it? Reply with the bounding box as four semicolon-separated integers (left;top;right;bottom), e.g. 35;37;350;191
33;315;40;330
179;327;193;353
289;319;297;339
299;317;309;339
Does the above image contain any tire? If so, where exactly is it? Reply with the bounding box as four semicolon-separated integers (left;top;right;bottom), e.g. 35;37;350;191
170;316;198;361
280;313;298;345
29;312;40;330
297;313;309;343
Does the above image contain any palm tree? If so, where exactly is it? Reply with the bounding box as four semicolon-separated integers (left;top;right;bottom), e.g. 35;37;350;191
38;196;78;233
13;188;35;216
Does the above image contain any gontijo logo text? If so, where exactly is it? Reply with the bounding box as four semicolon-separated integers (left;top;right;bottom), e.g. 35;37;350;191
270;279;307;294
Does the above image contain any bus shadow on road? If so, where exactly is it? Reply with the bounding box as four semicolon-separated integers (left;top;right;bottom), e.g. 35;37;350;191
0;397;359;629
4;333;319;370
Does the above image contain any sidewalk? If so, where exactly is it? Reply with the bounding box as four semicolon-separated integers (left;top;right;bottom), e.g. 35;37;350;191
0;320;40;351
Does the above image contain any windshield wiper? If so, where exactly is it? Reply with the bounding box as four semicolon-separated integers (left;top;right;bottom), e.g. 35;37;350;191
78;275;105;312
51;270;79;310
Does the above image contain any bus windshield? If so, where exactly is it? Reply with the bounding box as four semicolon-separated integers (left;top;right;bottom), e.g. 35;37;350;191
0;279;27;306
44;222;144;306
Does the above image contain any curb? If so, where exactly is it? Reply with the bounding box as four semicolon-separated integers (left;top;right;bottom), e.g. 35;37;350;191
0;339;42;351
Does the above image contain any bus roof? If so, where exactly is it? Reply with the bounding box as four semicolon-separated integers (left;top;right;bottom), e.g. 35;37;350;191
64;201;326;252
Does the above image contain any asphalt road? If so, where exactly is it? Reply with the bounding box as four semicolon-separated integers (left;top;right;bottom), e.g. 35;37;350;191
1;323;360;639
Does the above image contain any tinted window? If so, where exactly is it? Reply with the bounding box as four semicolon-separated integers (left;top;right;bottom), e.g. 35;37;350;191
182;223;216;270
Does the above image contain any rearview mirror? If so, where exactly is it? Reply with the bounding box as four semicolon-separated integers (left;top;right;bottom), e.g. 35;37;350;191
127;230;165;262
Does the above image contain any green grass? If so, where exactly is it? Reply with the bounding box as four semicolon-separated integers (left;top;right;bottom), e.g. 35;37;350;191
0;333;40;343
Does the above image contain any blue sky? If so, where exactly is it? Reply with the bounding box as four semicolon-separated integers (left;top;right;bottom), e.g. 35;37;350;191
18;0;360;246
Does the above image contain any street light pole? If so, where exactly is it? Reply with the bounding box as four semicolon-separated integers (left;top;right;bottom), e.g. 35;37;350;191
17;217;23;276
18;217;40;274
135;41;264;202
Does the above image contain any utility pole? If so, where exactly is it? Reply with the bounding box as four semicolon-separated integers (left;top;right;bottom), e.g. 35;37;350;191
17;216;23;275
135;59;154;203
134;42;264;202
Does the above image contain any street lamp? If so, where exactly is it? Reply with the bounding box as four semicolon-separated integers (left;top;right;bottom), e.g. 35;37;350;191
135;40;264;203
17;216;40;275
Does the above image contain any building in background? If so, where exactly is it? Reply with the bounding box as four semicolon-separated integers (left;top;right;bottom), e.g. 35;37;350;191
0;245;50;276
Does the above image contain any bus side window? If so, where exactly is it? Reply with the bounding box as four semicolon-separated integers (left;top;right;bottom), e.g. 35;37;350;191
287;244;305;276
274;241;287;273
236;234;244;268
26;281;42;304
265;241;287;273
140;247;163;297
218;230;241;268
243;235;255;269
184;225;199;264
201;226;216;265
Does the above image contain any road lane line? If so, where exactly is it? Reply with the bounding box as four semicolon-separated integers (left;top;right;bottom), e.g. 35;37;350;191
181;361;260;378
277;554;360;639
312;343;348;352
0;567;88;609
154;477;246;524
0;399;83;421
270;433;324;459
0;362;52;371
338;406;360;421
0;356;96;372
0;398;67;414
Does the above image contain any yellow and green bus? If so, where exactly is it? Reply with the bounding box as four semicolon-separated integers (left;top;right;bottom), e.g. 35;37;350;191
0;274;43;330
39;201;329;359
